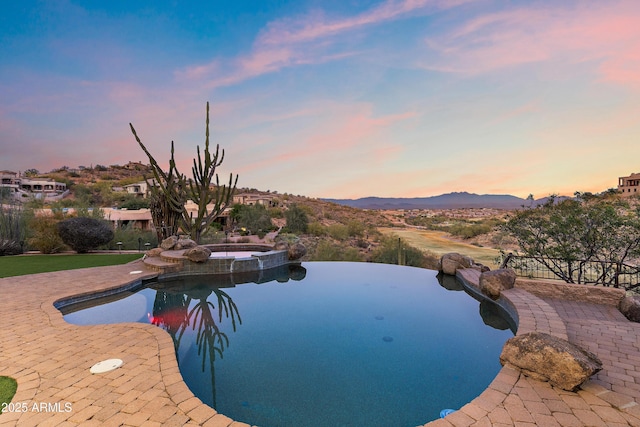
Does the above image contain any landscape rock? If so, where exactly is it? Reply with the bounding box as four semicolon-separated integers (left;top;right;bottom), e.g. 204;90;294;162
146;247;164;257
500;332;602;391
439;253;474;275
175;238;197;250
288;243;307;260
480;268;516;300
160;236;178;250
183;246;212;263
274;241;289;251
619;295;640;323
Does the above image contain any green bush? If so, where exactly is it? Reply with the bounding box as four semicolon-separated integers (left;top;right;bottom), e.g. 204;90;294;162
58;217;114;253
307;221;327;237
101;224;158;250
346;220;365;237
311;241;364;262
27;216;66;254
0;203;28;255
232;204;274;235
285;204;309;234
327;224;349;241
370;236;438;269
119;197;150;210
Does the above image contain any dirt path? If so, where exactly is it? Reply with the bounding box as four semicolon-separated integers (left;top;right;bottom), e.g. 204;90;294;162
378;227;502;267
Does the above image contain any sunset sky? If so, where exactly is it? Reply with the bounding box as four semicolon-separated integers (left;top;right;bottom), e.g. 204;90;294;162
1;0;639;199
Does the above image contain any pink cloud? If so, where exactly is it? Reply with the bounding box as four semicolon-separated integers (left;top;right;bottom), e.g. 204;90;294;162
424;1;640;88
232;104;416;176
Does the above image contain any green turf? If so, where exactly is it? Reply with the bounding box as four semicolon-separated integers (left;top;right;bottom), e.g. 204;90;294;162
0;253;143;278
0;376;18;413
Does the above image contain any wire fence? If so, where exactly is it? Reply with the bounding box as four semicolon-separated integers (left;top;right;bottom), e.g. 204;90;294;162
500;253;640;291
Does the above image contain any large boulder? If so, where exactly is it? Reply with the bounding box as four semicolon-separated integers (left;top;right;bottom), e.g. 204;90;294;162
146;247;164;257
500;332;602;391
183;246;212;263
438;253;474;275
160;236;178;250
480;268;516;300
619;295;640;323
175;237;197;250
288;243;307;261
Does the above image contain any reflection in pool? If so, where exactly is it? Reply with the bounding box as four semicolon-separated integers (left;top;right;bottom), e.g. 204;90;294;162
61;262;514;427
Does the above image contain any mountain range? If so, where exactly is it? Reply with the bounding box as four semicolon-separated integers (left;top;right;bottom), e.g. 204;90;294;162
323;192;562;210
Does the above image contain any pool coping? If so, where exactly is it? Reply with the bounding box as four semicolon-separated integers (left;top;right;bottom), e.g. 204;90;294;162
1;262;639;426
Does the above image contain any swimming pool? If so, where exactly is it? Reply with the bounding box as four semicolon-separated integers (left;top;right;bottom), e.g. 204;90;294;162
61;262;513;427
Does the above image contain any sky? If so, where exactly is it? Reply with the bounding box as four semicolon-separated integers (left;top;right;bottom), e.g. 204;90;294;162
1;0;639;199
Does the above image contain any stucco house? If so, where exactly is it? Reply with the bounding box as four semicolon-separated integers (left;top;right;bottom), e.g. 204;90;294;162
618;172;640;197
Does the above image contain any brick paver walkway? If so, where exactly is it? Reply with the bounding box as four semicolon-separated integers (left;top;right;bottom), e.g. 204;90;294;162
427;269;640;427
1;263;639;426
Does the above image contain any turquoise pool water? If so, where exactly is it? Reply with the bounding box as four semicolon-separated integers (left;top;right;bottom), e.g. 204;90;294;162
62;262;513;427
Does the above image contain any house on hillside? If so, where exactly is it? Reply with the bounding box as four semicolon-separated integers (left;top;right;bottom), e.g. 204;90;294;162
232;193;277;207
618;172;640;197
0;170;68;201
124;181;151;198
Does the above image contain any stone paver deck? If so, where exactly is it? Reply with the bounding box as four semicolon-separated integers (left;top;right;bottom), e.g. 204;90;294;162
1;262;639;426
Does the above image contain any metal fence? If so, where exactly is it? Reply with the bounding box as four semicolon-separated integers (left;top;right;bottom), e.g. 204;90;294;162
500;253;640;291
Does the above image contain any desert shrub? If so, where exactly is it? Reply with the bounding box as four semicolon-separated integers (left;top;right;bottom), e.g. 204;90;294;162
447;222;492;239
327;224;349;241
371;236;438;269
28;216;66;254
307;221;327;237
311;240;364;262
57;217;114;253
0;203;29;255
119;197;150;210
232;204;274;235
268;207;284;218
236;237;252;243
100;224;158;250
346;220;365;237
284;204;309;234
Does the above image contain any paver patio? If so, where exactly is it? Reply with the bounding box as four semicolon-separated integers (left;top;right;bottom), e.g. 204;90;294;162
0;260;639;426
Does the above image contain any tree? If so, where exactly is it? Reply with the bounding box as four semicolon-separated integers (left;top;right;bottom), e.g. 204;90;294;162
130;102;238;243
285;204;308;234
57;217;114;253
502;194;640;286
231;204;274;237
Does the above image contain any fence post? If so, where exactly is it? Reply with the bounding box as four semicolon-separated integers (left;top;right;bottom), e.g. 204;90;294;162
500;252;513;269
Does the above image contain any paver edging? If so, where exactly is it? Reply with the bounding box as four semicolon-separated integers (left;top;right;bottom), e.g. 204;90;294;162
34;264;223;426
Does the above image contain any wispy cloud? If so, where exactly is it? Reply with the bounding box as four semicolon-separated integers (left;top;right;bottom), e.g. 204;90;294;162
257;0;470;46
176;0;469;89
423;1;640;88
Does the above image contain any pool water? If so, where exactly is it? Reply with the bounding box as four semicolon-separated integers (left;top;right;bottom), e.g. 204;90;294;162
62;262;513;427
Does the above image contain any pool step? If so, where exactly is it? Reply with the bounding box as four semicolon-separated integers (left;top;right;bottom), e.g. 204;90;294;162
143;256;183;273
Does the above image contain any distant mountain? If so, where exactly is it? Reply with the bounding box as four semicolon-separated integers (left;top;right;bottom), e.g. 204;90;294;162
323;192;562;210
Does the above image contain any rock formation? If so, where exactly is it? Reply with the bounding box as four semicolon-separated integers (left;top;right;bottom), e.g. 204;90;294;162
479;268;516;300
619;295;640;323
183;246;212;263
500;332;602;391
146;247;164;257
438;253;475;275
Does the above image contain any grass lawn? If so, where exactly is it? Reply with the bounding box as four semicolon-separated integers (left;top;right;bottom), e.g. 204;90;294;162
0;376;17;413
378;227;502;268
0;253;143;278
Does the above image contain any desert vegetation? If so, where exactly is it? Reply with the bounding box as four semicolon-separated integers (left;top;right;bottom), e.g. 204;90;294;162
502;192;640;287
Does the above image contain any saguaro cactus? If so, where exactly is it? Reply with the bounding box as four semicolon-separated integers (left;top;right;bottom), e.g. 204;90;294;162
130;102;238;243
